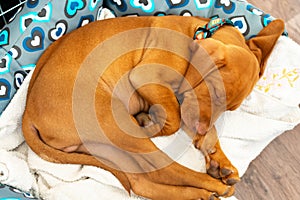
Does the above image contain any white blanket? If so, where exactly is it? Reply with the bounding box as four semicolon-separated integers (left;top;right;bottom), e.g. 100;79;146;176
0;11;300;199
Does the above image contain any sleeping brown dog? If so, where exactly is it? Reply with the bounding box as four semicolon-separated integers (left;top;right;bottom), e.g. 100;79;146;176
22;16;284;200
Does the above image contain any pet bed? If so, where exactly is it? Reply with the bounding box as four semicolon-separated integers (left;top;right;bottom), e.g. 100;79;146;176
0;2;300;200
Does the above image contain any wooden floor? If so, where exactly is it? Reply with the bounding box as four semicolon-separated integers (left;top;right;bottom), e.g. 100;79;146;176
234;0;300;199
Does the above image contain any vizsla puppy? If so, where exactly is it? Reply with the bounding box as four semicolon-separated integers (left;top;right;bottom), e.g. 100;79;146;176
22;16;284;200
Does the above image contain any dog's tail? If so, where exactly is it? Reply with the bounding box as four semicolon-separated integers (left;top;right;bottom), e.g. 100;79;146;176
22;112;132;193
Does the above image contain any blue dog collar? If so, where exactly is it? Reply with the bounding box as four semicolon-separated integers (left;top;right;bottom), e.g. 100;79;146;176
194;18;234;40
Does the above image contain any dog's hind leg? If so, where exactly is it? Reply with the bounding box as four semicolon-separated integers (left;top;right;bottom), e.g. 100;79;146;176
75;140;234;199
92;85;234;199
127;173;233;200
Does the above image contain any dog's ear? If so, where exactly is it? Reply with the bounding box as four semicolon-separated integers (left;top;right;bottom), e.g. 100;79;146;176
247;19;285;77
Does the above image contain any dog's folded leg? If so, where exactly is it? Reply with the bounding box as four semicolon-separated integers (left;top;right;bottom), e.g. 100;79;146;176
179;38;228;135
135;112;154;127
207;140;240;185
129;65;181;137
192;126;240;186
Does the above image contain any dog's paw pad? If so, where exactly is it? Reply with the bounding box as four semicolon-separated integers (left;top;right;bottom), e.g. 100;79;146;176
207;160;221;179
221;169;240;185
220;168;233;177
225;178;240;186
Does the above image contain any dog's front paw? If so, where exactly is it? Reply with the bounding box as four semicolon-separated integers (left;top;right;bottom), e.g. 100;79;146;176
193;126;240;186
205;143;240;186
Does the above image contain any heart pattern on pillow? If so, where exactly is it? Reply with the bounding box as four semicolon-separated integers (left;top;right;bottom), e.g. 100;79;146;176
110;0;128;12
48;20;68;41
0;55;12;74
9;46;22;60
20;3;52;33
23;27;45;52
230;16;249;36
130;0;155;13
215;0;236;14
65;0;87;18
89;0;102;11
77;15;94;27
27;0;39;8
261;14;273;27
0;79;11;100
194;0;213;10
0;28;9;47
246;4;264;16
14;71;28;90
166;0;189;9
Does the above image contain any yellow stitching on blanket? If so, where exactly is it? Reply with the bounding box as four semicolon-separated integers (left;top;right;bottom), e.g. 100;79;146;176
256;68;300;93
279;68;299;87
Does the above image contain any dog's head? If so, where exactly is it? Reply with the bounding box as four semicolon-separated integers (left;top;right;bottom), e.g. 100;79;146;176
180;19;285;136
